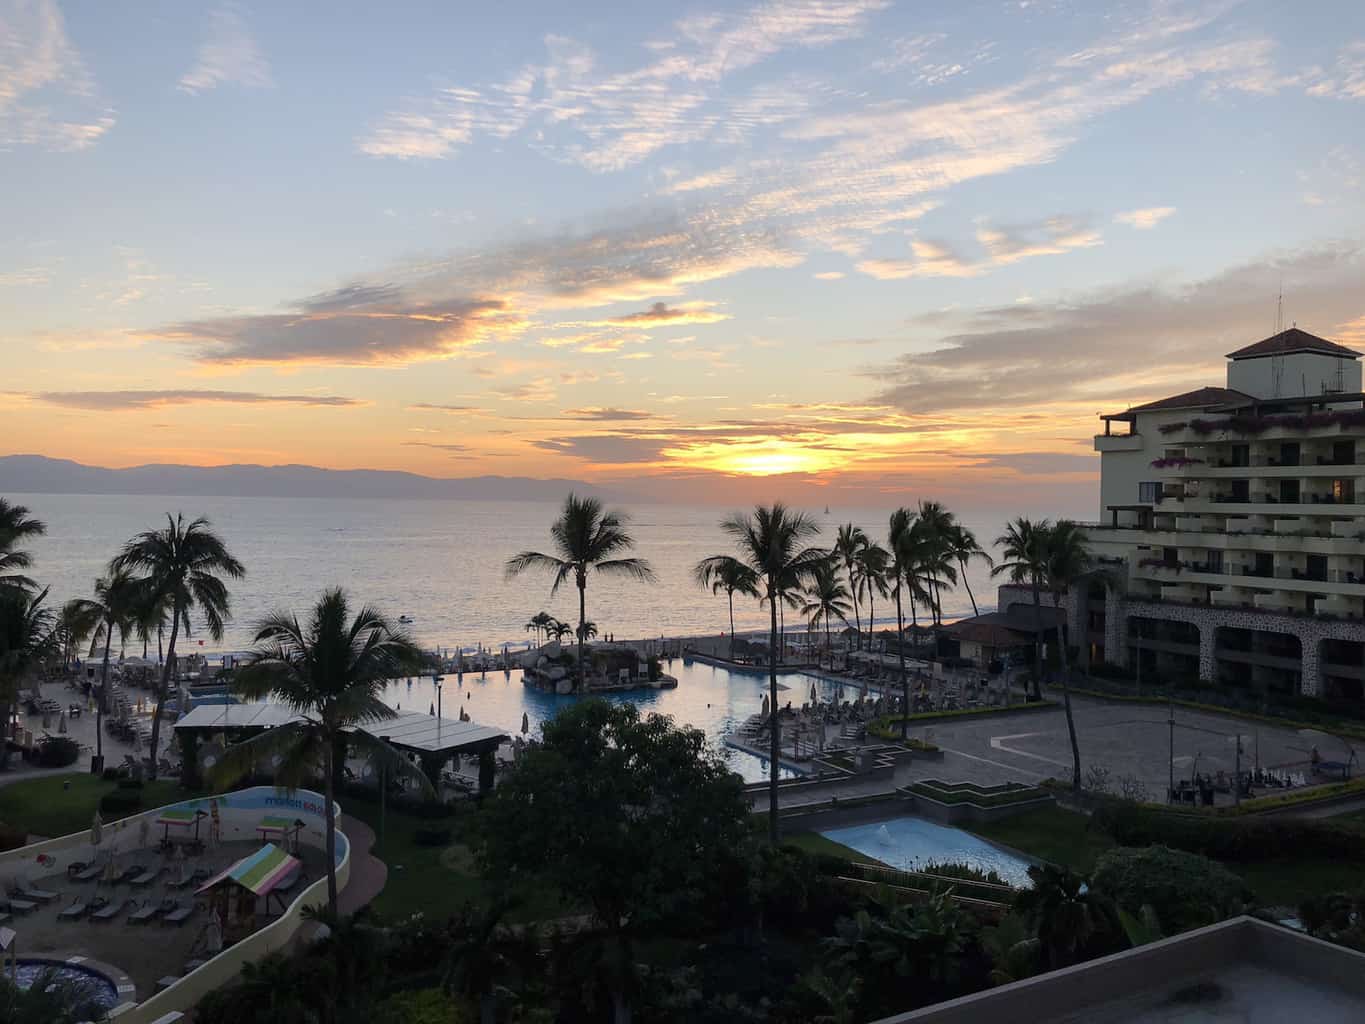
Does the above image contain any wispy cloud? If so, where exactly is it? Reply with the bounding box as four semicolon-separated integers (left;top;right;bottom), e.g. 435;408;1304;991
560;407;657;421
1115;206;1176;229
33;389;361;411
409;402;482;414
0;266;50;286
179;3;273;94
491;378;557;402
598;301;730;326
0;0;114;149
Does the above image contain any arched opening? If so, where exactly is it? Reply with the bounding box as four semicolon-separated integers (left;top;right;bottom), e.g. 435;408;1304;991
1214;626;1301;698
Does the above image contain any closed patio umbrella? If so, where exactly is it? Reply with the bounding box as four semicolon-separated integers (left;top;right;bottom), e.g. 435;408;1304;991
810;683;818;705
58;711;67;734
761;694;770;718
90;810;104;850
520;712;529;736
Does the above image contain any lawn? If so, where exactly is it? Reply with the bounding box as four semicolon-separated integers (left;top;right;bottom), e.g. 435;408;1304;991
343;797;565;923
0;772;194;839
783;830;882;865
967;806;1116;875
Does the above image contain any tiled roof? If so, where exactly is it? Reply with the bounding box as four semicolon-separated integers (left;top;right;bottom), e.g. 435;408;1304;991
1227;327;1359;360
1126;386;1256;414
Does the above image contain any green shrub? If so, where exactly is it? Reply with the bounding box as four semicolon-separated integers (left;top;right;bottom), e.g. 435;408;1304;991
374;988;470;1024
116;778;144;791
413;825;453;847
101;767;126;782
1092;804;1365;863
1090;846;1249;934
36;736;80;767
98;790;142;817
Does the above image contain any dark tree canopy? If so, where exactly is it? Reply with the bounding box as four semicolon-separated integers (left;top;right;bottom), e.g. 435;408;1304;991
475;699;750;935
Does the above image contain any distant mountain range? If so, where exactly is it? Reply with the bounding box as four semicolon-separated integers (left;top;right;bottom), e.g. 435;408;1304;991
0;454;629;502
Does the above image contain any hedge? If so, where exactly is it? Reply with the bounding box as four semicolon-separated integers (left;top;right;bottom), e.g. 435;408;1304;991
1091;804;1365;862
98;790;143;817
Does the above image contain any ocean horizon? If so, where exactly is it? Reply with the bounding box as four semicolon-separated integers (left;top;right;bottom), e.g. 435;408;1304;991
19;492;1001;654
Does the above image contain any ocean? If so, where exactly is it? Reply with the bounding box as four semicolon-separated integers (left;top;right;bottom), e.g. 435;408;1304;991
16;493;1000;653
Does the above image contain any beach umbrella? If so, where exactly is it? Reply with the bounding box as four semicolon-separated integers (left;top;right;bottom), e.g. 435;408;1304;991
429;702;435;716
520;712;529;736
810;683;818;705
206;908;224;955
761;694;770;718
58;711;67;734
90;810;104;850
138;817;151;851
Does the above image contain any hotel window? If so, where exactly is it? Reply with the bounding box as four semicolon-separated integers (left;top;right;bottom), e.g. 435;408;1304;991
1333;479;1355;503
1138;481;1161;504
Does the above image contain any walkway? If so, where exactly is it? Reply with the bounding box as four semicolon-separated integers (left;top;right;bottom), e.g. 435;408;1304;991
337;813;386;915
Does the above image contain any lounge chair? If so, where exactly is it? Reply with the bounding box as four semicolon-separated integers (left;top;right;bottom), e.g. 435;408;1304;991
129;899;170;924
162;901;195;926
112;865;144;885
92;898;129;922
2;897;36;916
73;863;102;883
130;867;160;888
59;899;90;919
275;868;302;893
165;871;194;890
15;882;59;902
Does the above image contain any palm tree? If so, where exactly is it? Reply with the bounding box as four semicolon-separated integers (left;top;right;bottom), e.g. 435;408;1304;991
0;586;55;770
916;501;959;627
800;564;852;663
0;498;46;592
1043;520;1090;791
834;524;869;646
577;620;598;643
525;611;554;646
211;588;430;917
548;618;574;642
505;494;655;692
887;509;916;741
693;554;760;654
717;504;826;841
992;517;1051;700
946;524;993;617
853;540;890;652
112;513;245;778
64;571;140;767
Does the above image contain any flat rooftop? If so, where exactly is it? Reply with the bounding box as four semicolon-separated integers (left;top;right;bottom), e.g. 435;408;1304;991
873;917;1365;1024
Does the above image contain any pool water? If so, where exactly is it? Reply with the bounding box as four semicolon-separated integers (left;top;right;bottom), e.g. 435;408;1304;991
15;960;120;1011
820;816;1035;888
379;657;868;783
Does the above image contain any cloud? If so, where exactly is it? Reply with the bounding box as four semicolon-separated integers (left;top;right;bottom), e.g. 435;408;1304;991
152;295;527;366
533;435;670;464
871;240;1365;415
0;266;49;286
491;378;556;402
359;0;886;168
33;389;361;411
813;271;845;280
972;452;1099;475
179;4;273;94
0;0;114;149
408;402;482;413
857;240;980;280
599;301;731;326
402;441;473;453
975;217;1102;265
1115;206;1177;229
560;407;657;421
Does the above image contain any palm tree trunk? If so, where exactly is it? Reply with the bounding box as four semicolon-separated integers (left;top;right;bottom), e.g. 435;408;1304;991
148;606;182;781
767;586;780;844
324;737;339;916
1031;575;1044;700
960;558;979;616
867;591;875;652
577;573;587;694
727;588;736;655
97;620;111;763
895;585;907;742
1054;589;1082;791
849;569;862;652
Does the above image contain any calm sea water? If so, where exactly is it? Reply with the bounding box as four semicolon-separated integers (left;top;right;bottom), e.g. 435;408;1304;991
18;494;1000;652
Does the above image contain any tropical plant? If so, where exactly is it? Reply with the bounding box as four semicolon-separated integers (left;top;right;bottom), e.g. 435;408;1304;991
0;586;55;770
979;913;1040;986
442;900;537;1024
852;539;890;651
800;562;852;659
1014;864;1118;969
577;619;599;642
548;618;574;642
833;524;869;645
112;513;245;777
992;517;1051;699
915;501;959;626
476;700;749;1023
713;504;826;841
1041;519;1089;790
1090;845;1248;936
0;966;111;1024
0;497;46;592
946;524;993;617
693;554;761;653
210;588;430;916
525;610;554;646
64;570;141;765
505;494;655;692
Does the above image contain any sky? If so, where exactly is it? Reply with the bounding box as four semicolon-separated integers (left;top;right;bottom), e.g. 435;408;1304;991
3;0;1365;515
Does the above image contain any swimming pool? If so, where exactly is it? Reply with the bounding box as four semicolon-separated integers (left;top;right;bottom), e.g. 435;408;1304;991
820;816;1035;887
14;959;120;1012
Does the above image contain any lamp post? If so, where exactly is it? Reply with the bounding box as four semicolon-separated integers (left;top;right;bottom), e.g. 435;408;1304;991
1168;684;1175;803
434;675;443;733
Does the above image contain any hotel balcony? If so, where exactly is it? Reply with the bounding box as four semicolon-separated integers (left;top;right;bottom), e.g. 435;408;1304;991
1094;432;1144;452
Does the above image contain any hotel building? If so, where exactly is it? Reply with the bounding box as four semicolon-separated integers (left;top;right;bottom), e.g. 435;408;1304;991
1073;327;1365;708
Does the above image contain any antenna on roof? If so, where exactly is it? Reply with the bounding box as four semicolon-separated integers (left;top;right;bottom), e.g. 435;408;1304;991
1275;280;1283;335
